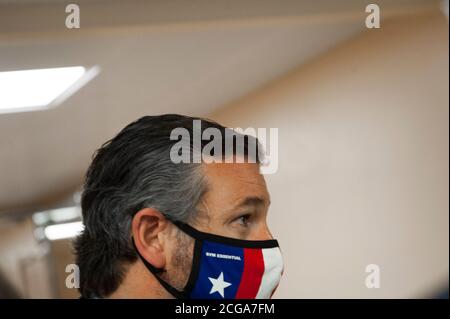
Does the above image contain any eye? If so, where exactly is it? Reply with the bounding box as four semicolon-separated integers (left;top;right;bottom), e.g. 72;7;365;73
235;214;251;227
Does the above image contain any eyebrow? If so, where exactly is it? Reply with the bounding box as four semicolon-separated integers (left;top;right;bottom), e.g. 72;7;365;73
232;196;269;211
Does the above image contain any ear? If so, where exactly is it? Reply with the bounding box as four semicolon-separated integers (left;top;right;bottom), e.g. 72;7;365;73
132;208;169;270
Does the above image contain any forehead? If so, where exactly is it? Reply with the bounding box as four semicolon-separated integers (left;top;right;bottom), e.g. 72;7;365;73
200;161;270;209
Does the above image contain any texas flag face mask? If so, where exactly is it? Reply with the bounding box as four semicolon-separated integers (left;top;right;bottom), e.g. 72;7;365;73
134;221;284;299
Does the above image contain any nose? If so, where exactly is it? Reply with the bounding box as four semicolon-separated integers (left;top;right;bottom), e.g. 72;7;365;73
265;227;274;240
258;225;274;240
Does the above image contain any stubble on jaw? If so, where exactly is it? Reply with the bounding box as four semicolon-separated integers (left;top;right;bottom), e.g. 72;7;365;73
163;228;194;291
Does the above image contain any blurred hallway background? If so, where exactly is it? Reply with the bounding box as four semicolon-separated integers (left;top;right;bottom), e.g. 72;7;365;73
0;0;448;298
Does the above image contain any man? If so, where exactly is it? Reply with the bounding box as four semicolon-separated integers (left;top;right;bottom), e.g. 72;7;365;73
74;114;283;299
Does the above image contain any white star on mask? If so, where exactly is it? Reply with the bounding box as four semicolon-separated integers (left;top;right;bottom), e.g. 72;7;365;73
208;272;232;298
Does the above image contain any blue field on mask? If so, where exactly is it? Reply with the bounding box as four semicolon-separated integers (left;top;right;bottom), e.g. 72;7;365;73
190;241;245;299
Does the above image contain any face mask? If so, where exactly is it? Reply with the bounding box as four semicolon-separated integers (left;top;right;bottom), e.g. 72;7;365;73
133;221;284;299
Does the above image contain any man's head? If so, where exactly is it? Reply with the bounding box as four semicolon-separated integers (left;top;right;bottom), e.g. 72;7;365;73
74;114;274;298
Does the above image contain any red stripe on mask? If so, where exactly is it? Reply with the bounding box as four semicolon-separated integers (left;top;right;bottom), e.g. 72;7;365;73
235;248;265;298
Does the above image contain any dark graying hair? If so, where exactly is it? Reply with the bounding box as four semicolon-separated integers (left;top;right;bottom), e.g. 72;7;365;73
74;114;262;298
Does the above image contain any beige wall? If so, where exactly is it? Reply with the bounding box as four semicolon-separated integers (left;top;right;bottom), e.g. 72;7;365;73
210;11;449;298
0;217;79;298
0;218;53;298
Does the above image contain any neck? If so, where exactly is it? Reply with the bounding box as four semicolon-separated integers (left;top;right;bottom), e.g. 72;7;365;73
108;261;173;299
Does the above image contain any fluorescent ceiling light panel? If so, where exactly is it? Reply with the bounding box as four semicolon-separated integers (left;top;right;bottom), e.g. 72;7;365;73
0;66;99;114
44;221;84;241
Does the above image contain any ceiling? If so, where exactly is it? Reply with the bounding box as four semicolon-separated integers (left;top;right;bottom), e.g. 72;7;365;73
0;0;439;215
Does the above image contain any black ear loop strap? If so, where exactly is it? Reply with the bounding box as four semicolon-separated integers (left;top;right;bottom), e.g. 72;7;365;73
131;238;187;299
